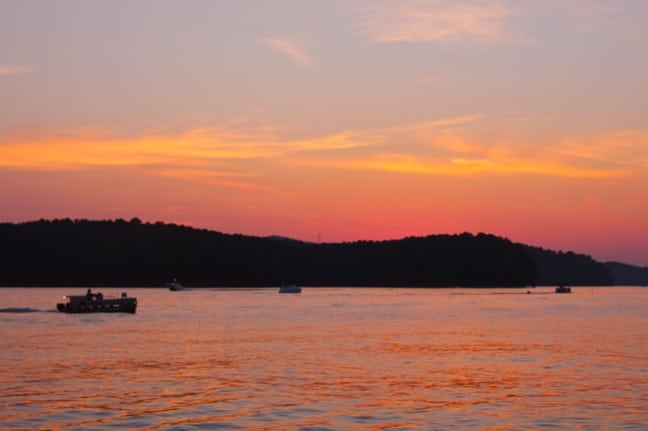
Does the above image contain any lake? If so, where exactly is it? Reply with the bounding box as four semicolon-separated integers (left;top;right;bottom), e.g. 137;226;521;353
1;286;646;430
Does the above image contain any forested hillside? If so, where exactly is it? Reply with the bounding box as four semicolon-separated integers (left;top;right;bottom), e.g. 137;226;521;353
525;246;614;286
604;261;648;285
1;218;537;287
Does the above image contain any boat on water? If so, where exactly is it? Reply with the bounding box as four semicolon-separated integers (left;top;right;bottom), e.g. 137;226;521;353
555;285;572;293
166;280;185;291
279;283;301;293
57;290;137;313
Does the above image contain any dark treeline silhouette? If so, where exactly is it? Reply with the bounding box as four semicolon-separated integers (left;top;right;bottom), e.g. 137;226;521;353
604;261;648;286
524;246;613;286
0;218;539;287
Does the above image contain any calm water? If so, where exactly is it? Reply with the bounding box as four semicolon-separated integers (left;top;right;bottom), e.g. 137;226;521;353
1;287;646;430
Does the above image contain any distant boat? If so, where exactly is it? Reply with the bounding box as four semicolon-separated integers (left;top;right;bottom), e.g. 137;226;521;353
279;283;301;293
166;280;185;291
57;290;137;313
555;285;572;293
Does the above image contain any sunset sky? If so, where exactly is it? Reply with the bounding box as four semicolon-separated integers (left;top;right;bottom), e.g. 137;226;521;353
1;1;647;266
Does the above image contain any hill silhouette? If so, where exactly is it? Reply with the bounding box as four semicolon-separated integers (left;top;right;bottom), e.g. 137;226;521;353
524;246;614;286
604;261;648;286
0;218;635;287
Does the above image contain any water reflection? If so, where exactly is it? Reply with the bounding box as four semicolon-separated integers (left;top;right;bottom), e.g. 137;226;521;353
0;287;646;430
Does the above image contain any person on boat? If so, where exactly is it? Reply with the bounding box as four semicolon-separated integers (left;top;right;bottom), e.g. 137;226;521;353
86;288;93;300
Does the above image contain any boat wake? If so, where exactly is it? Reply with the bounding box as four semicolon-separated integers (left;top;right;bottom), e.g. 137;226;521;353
0;307;44;313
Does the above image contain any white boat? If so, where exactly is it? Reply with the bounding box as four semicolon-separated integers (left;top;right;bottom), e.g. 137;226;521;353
166;280;185;291
278;283;301;293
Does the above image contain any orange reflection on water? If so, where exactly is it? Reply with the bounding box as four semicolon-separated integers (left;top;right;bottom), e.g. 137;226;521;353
0;287;646;430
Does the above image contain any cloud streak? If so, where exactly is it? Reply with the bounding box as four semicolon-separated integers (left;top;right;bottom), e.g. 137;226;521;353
1;119;644;185
0;125;376;171
261;35;312;68
288;118;646;179
357;0;528;47
293;151;630;178
384;114;487;133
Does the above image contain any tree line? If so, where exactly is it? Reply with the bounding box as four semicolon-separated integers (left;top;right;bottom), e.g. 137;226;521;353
0;218;627;287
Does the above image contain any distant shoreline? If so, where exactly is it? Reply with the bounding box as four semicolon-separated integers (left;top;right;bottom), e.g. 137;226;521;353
1;219;647;286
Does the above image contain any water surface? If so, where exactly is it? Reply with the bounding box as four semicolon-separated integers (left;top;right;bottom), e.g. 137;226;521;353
1;287;646;430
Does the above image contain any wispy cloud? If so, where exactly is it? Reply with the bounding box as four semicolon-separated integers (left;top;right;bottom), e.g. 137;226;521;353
0;124;376;171
261;35;312;68
0;64;33;76
1;120;644;184
289;118;645;179
357;0;529;47
294;149;632;179
408;114;487;129
383;114;487;134
553;130;648;171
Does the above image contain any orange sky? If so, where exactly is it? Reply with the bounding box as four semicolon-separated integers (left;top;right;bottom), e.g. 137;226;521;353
1;1;647;265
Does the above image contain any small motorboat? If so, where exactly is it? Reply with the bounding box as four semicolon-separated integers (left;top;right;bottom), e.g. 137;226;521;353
166;280;185;291
278;283;301;293
57;290;137;313
555;285;572;293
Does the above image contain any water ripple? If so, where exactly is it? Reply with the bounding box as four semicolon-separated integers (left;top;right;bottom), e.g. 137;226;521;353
0;287;646;430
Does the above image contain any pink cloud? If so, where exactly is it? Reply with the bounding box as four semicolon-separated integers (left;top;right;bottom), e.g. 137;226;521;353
261;35;312;68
